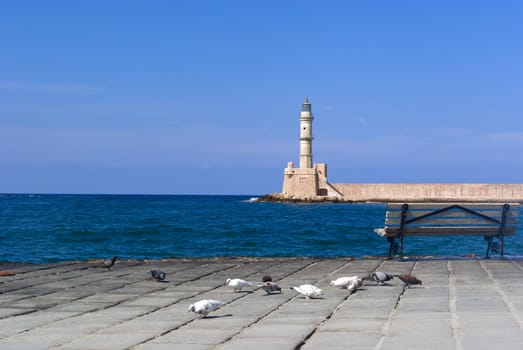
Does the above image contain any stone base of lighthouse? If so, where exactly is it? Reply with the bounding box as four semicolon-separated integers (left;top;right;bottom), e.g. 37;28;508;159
282;162;343;199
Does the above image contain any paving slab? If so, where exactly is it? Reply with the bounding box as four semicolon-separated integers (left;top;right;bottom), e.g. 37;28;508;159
1;257;523;349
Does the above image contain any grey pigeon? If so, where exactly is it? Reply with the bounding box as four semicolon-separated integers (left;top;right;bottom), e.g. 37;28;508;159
363;271;394;285
103;256;118;271
258;281;282;294
151;269;166;281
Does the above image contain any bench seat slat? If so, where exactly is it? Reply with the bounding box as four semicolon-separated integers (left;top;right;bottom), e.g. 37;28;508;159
385;210;518;218
386;203;520;210
375;226;517;237
385;218;518;226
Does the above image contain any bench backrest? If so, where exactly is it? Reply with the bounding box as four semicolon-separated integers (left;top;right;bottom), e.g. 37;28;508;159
382;203;520;237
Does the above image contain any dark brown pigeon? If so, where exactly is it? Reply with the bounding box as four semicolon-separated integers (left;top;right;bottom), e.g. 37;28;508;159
262;275;273;282
394;274;422;288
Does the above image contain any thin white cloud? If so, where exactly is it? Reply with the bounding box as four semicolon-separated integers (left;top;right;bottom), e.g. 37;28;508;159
349;116;368;125
487;131;523;142
315;126;523;166
0;81;106;94
0;121;295;169
435;127;474;137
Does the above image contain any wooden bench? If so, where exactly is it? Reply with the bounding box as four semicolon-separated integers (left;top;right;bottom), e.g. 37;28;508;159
374;202;520;258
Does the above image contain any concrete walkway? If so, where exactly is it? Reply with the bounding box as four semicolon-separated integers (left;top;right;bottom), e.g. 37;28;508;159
1;257;523;350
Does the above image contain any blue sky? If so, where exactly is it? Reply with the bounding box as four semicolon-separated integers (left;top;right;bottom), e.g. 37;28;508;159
1;1;522;195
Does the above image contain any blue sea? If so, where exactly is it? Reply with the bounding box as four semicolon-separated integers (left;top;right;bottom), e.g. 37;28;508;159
2;194;523;264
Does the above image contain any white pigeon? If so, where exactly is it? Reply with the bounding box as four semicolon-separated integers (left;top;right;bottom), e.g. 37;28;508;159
330;276;360;289
189;299;224;318
291;284;323;299
347;277;364;293
226;278;252;292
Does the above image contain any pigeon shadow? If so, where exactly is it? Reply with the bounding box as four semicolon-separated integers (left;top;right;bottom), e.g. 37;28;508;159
204;314;233;319
261;292;283;296
364;283;394;287
301;297;325;300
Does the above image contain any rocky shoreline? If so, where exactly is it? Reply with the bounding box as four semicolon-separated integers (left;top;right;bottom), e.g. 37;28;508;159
255;193;522;204
254;193;350;203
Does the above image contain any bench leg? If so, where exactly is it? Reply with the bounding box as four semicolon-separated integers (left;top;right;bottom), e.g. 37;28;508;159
485;236;492;259
500;235;504;259
387;237;402;258
387;237;395;258
485;235;504;259
387;237;401;258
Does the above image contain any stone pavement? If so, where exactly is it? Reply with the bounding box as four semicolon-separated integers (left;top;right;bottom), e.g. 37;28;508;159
1;257;523;350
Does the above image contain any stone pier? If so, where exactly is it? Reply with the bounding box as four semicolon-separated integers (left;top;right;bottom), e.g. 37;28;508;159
1;258;523;349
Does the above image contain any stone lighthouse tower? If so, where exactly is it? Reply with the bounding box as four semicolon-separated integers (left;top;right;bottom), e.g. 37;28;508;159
299;98;313;169
282;98;342;199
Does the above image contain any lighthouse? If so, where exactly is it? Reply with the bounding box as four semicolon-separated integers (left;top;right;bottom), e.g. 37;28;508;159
281;98;342;199
299;98;314;169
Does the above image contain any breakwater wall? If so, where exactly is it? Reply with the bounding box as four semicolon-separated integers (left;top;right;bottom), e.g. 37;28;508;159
333;183;523;202
263;183;523;203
